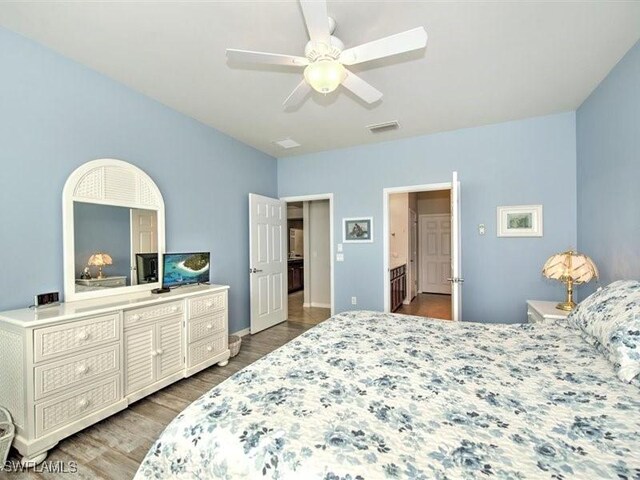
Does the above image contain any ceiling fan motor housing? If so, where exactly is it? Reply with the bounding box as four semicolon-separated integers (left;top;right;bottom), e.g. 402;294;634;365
305;35;344;62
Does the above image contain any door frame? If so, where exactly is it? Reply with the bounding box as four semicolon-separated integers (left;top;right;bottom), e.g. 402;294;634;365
382;183;452;313
418;213;452;294
280;193;335;316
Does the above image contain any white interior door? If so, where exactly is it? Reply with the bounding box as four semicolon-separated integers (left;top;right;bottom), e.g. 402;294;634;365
131;209;158;285
409;209;418;300
419;214;452;294
450;171;463;321
249;194;287;334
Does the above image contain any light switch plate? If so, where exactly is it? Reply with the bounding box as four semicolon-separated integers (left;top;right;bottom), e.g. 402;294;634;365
337;243;343;252
336;253;344;262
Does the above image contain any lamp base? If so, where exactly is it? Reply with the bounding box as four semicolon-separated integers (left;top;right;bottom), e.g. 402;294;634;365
556;301;576;311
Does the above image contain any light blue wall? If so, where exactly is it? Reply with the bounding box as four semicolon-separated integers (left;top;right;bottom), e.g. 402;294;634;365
577;40;640;297
0;27;277;333
279;112;577;323
73;203;131;281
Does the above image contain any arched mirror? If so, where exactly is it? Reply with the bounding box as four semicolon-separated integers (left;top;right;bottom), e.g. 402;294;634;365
63;159;166;302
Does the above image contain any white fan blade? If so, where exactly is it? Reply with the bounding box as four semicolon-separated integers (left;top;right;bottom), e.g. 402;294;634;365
283;80;312;109
341;70;382;104
300;0;330;45
339;27;428;66
227;49;309;66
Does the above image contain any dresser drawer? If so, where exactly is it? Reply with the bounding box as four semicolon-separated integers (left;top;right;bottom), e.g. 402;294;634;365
527;306;545;324
34;344;120;401
187;334;227;368
124;300;183;328
35;375;120;437
34;314;120;363
188;292;226;319
188;312;226;344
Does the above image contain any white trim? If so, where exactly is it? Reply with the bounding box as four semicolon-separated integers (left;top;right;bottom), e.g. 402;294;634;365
383;182;452;313
342;217;374;243
63;159;165;303
231;327;250;337
310;302;331;309
281;193;335;316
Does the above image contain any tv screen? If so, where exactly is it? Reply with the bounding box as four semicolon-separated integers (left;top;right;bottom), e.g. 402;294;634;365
162;252;210;288
136;253;158;284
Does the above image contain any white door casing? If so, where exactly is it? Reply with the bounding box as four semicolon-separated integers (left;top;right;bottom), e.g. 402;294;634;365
409;209;418;301
130;208;158;285
450;171;463;322
249;194;287;334
419;214;452;294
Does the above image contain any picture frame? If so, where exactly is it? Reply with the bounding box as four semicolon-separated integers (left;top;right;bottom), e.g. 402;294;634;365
343;217;373;243
497;205;543;237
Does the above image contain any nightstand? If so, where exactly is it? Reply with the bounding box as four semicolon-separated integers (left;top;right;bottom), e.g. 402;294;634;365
527;300;570;323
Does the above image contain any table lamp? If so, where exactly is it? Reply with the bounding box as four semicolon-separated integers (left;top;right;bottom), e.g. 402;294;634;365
542;249;598;311
88;252;113;279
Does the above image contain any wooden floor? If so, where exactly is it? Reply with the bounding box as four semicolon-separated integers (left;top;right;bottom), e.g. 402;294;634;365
396;293;452;320
287;290;331;325
8;321;316;479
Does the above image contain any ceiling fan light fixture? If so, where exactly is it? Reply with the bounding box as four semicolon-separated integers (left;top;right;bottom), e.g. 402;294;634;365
303;58;346;94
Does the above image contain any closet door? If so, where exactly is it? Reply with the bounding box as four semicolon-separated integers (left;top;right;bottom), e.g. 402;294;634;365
156;317;184;380
124;324;156;395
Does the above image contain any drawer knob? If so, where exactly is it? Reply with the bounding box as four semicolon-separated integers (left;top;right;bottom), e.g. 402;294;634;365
150;350;158;357
77;364;89;375
77;331;90;341
156;349;164;356
131;314;142;321
205;301;214;308
206;324;213;329
171;306;179;312
206;345;213;352
78;398;90;409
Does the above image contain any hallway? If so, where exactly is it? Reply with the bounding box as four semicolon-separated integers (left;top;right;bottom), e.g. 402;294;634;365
288;290;331;325
396;293;452;320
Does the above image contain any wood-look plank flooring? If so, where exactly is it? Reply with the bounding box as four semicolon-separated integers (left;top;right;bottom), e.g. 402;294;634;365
7;321;315;480
287;290;331;325
396;293;452;320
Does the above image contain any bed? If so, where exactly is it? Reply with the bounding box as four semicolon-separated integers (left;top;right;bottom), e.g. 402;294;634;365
135;306;640;479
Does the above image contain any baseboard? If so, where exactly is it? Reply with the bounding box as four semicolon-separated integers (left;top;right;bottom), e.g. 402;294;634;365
231;327;250;337
303;302;311;308
310;302;331;309
403;300;411;305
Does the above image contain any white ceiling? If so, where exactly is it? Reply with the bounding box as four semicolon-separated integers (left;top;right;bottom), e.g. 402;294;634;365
1;1;639;157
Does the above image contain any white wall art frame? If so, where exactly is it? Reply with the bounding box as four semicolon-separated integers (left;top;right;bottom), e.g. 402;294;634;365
497;204;543;237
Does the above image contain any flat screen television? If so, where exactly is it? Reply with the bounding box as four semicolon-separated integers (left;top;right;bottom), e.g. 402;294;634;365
162;252;210;288
136;253;158;284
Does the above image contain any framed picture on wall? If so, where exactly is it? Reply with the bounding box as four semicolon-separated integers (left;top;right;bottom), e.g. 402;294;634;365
497;205;543;237
343;217;373;243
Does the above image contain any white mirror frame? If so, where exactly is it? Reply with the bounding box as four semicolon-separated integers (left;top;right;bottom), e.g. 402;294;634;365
63;159;166;302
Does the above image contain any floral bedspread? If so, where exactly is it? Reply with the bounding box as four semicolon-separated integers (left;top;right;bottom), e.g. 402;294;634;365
136;311;640;479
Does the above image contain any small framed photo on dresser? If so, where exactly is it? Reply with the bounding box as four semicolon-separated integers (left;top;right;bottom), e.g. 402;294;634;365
343;217;373;243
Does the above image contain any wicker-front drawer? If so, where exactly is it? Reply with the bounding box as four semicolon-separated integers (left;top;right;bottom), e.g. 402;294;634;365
188;292;226;320
124;300;183;328
34;344;120;401
187;334;227;368
34;314;120;363
187;312;226;344
35;375;120;437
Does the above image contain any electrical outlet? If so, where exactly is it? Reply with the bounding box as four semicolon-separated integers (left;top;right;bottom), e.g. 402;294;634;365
478;224;486;235
351;297;357;305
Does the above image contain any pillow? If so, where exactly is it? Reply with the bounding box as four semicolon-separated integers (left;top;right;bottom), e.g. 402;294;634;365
568;280;640;382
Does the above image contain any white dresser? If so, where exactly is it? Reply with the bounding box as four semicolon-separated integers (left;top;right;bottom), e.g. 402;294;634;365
0;284;230;464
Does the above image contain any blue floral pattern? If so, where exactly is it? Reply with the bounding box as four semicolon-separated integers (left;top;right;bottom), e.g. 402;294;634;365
136;311;640;479
568;280;640;382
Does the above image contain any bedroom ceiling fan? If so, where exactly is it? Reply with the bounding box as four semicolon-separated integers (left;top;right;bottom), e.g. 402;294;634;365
226;0;428;109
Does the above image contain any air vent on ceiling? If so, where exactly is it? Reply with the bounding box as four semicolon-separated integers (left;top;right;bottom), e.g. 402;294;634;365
367;120;400;134
273;138;301;149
